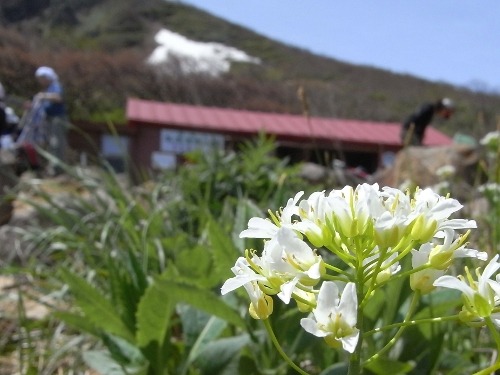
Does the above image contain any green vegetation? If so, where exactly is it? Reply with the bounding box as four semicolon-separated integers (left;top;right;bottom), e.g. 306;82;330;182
1;137;311;374
0;136;499;374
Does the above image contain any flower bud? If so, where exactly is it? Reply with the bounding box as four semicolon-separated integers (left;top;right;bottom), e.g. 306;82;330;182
410;271;437;294
429;246;453;270
249;294;273;320
410;215;437;242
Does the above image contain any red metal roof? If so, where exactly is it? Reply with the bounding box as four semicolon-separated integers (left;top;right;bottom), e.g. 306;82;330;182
126;98;452;147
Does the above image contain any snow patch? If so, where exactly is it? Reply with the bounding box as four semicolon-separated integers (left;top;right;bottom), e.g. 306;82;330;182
148;28;261;76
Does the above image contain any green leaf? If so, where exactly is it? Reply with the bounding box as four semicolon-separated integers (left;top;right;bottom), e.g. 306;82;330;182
175;245;219;288
135;277;175;348
179;306;228;375
207;219;240;280
364;358;415;375
413;290;461;340
83;350;147;375
155;275;245;329
61;269;135;342
319;363;349;375
177;304;226;347
102;334;147;368
53;311;101;337
194;335;250;375
363;289;386;323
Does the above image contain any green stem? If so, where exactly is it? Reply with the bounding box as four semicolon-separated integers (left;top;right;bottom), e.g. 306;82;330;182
486;316;500;349
364;314;460;336
473;317;500;375
364;291;420;365
361;247;389;301
474;362;500;375
263;319;311;375
348;258;365;375
324;263;350;276
291;293;316;308
361;263;431;308
322;274;352;283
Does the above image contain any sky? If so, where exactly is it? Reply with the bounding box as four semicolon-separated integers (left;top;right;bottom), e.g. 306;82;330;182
181;1;500;93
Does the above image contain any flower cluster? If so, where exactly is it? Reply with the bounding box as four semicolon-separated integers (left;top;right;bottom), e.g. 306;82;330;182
221;183;484;353
434;255;500;327
480;130;500;155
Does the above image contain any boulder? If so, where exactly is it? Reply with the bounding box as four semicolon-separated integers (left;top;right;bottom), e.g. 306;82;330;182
373;144;482;198
300;161;370;188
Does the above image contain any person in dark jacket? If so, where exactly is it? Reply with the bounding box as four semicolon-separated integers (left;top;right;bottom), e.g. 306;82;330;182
401;98;454;146
0;81;6;136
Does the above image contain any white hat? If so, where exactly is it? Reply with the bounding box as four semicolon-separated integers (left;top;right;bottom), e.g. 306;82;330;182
441;97;454;109
35;66;58;81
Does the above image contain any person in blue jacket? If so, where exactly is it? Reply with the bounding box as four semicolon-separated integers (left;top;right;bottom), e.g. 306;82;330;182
34;66;68;173
401;98;454;146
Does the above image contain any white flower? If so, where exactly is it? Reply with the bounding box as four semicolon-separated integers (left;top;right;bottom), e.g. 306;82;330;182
220;257;266;295
434;255;500;325
298;191;329;223
408;188;476;242
276;227;324;281
244;281;274;320
369;186;411;248
410;230;486;293
428;228;487;269
224;227;324;305
221;257;273;319
435;165;456;179
240;191;303;239
327;185;374;238
373;210;408;249
239;217;279;239
271;227;324;303
480;131;500;152
295;191;332;247
300;282;359;353
478;183;500;203
410;244;445;294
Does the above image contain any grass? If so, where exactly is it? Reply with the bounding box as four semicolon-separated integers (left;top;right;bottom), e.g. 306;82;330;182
1;135;499;374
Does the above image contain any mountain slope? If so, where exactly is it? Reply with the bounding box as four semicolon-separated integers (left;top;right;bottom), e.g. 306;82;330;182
0;0;498;137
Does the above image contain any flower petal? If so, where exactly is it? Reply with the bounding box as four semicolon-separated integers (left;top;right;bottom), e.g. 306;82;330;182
315;281;340;322
300;317;328;337
433;275;475;299
338;283;358;326
240;217;277;238
340;329;360;353
221;273;263;295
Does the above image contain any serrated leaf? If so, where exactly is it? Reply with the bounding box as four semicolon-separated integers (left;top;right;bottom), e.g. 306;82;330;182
135;277;175;348
53;311;101;337
207;220;239;280
61;270;135;342
175;245;218;287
